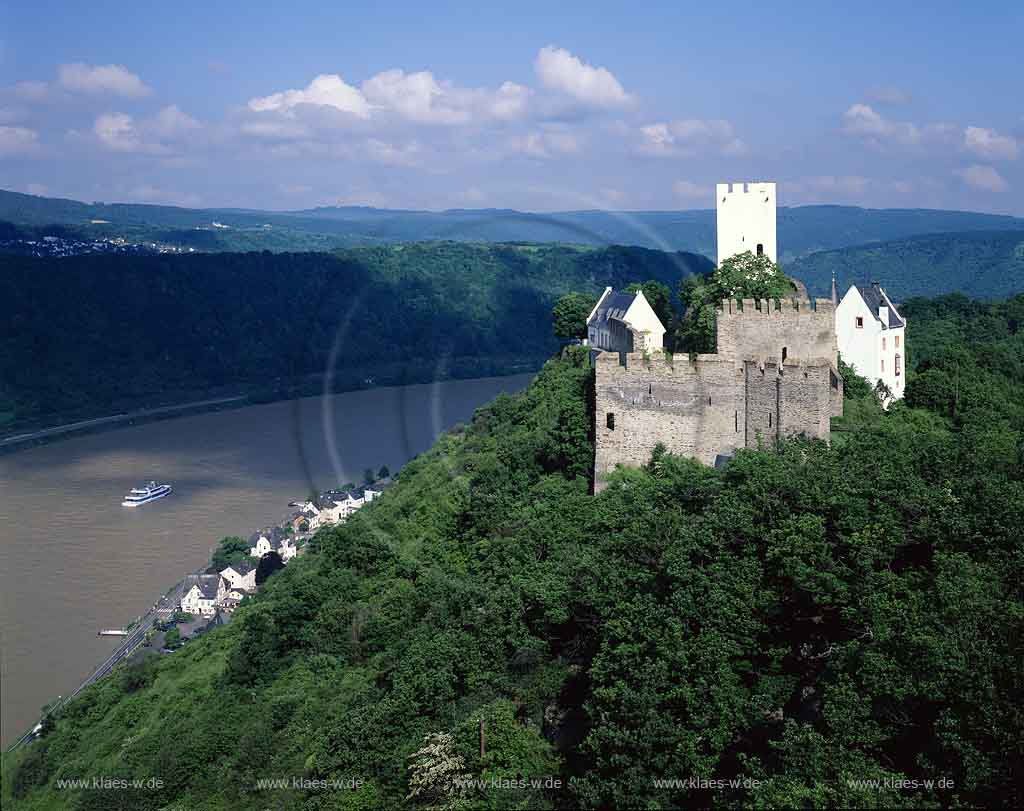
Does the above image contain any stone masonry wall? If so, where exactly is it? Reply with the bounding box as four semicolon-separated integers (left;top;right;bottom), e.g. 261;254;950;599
593;294;843;492
716;297;838;365
594;352;745;488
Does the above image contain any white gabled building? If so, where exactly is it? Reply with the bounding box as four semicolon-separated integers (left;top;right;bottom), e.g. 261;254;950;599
249;531;299;562
586;288;666;354
835;281;906;404
220;559;257;592
180;574;225;617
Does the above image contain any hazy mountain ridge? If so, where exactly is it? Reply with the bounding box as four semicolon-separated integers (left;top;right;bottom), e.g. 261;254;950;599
3;188;1022;259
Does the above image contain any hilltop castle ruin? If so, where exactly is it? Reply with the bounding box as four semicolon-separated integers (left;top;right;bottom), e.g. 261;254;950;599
591;181;844;491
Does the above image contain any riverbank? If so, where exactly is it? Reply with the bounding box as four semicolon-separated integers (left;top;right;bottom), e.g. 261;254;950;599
0;356;544;455
0;372;537;747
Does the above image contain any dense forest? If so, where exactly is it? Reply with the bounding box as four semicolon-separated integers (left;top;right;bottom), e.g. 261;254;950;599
4;292;1022;810
0;243;711;432
790;229;1024;299
3;187;1023;259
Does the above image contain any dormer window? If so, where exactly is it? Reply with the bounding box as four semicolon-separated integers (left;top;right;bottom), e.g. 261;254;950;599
855;316;864;329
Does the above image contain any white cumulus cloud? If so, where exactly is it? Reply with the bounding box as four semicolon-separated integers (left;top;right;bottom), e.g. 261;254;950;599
362;69;468;124
955;164;1008;192
249;74;371;118
964;126;1018;160
59;63;151;97
841;103;961;149
149;105;201;138
534;46;631;109
639;119;745;157
90;108;198;154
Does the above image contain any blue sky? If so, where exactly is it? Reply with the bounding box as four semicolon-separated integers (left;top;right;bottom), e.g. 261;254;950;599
2;0;1021;213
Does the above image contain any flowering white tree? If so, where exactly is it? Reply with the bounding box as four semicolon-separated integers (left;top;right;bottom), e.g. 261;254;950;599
406;732;472;810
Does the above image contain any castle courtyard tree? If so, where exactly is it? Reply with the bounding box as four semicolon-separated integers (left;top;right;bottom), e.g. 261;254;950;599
677;251;795;352
551;292;597;340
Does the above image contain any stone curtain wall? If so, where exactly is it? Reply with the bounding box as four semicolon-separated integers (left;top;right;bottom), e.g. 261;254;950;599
594;352;744;489
715;297;838;365
593;296;844;491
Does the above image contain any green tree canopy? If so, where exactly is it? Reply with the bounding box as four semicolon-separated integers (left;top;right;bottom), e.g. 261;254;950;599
210;536;250;571
255;551;285;585
551;292;596;340
625;280;674;330
676;251;795;352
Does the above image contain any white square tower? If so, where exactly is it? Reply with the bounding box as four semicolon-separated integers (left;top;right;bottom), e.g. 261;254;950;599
716;181;777;266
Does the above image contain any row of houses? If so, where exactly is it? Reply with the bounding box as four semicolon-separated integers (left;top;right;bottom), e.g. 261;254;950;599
179;481;392;619
180;558;258;617
288;484;387;530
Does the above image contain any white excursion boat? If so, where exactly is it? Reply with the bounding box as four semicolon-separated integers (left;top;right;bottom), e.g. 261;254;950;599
121;481;172;507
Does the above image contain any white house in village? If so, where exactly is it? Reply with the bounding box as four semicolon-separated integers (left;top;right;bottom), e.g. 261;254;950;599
220;559;258;592
835;280;906;404
249;532;299;562
249;533;274;558
180;574;225;617
316;487;383;524
586;288;666;354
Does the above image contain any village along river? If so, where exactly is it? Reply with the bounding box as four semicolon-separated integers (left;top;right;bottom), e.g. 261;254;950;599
0;373;534;746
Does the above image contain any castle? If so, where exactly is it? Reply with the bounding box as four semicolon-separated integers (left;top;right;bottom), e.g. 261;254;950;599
591;181;844;492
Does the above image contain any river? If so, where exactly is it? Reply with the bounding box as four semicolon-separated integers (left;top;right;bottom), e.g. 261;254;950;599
0;373;535;746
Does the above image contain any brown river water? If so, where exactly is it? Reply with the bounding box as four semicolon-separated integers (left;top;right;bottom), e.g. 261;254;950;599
0;373;534;746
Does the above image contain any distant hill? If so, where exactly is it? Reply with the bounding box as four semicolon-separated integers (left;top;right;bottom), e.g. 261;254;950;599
0;242;711;433
788;230;1024;300
3;188;1022;260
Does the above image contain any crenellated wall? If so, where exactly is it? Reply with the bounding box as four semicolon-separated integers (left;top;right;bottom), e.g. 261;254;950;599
593;298;843;491
594;352;744;483
715;297;838;366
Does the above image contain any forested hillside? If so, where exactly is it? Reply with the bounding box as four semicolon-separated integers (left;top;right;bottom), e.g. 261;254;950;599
4;293;1022;810
789;230;1024;300
0;243;709;432
3;188;1023;258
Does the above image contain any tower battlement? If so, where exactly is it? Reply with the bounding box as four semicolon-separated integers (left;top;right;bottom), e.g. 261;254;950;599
592;178;842;492
716;181;777;265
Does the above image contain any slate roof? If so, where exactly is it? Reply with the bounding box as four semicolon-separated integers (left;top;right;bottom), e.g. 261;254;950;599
588;290;637;330
185;574;221;600
858;282;905;329
223;558;256;575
